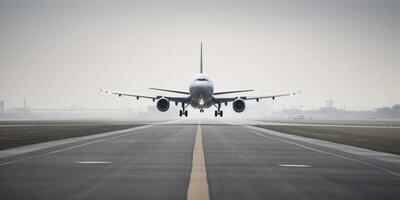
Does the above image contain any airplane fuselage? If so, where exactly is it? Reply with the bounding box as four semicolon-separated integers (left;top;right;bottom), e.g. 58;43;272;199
189;73;214;109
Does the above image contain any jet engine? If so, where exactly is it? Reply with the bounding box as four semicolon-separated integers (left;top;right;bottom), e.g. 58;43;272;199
232;99;245;113
156;98;170;112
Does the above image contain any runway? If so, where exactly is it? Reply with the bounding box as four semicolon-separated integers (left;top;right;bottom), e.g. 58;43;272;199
0;120;399;200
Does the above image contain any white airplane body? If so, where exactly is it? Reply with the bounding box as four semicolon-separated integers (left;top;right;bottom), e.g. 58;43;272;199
101;43;300;117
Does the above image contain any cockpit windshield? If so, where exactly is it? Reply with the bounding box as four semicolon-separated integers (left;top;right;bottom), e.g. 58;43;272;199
197;78;208;81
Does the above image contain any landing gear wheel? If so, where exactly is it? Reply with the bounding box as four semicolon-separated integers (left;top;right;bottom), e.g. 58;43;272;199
215;110;223;117
179;110;188;117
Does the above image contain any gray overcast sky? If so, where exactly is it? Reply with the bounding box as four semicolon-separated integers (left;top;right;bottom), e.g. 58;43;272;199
0;0;399;111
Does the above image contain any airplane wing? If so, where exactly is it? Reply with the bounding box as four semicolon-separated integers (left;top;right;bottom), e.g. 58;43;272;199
100;88;157;100
213;90;301;103
149;88;189;95
100;89;190;103
213;97;238;104
240;90;301;101
213;90;254;95
166;97;191;104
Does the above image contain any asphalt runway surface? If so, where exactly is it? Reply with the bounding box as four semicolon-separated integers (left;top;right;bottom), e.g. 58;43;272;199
0;119;399;200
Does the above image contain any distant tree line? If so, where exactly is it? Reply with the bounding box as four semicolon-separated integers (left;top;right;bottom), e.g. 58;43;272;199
275;104;400;120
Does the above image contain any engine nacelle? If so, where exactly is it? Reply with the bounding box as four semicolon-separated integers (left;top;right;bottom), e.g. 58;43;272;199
156;98;170;112
232;99;246;113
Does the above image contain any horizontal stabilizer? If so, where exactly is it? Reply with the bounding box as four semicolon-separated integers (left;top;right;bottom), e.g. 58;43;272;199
149;88;189;95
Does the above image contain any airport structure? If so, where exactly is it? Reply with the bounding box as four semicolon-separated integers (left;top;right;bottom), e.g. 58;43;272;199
0;100;4;114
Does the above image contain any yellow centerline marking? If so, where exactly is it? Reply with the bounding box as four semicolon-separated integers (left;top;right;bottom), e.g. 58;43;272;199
279;164;311;168
77;161;112;164
187;124;209;200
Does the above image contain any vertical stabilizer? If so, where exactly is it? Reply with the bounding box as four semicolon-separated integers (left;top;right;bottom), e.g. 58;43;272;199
200;43;203;73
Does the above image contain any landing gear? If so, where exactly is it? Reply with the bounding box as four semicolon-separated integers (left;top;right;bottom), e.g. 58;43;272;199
179;103;188;117
214;110;223;117
200;109;204;113
214;103;223;117
179;110;188;117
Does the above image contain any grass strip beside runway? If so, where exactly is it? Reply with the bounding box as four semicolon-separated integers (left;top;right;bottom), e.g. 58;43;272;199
0;124;144;150
256;125;400;155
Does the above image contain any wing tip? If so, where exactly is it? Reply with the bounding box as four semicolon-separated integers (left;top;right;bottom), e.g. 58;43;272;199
291;89;302;95
99;88;111;94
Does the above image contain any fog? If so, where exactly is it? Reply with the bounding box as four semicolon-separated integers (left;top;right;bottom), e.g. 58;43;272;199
1;0;399;118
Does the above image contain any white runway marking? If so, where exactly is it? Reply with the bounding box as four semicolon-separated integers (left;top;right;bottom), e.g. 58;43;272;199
243;124;400;164
187;123;209;200
0;120;181;167
247;129;400;177
0;125;158;167
232;119;400;129
0;123;136;127
77;161;112;164
279;164;311;168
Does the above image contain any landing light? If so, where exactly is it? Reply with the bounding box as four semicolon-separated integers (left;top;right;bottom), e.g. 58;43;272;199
199;99;204;106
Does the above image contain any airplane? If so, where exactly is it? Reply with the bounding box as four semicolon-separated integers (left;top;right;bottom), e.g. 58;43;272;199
100;43;300;117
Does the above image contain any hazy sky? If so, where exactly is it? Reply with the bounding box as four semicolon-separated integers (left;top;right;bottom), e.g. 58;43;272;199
0;0;399;111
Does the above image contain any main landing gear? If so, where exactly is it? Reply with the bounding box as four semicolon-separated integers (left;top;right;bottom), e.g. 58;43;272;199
214;103;223;117
215;110;223;117
179;110;188;117
179;103;188;117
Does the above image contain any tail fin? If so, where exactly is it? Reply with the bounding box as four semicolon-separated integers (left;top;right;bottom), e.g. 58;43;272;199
200;43;203;73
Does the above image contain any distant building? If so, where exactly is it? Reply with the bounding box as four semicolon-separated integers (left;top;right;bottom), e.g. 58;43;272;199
22;99;29;115
0;100;4;114
326;99;333;108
